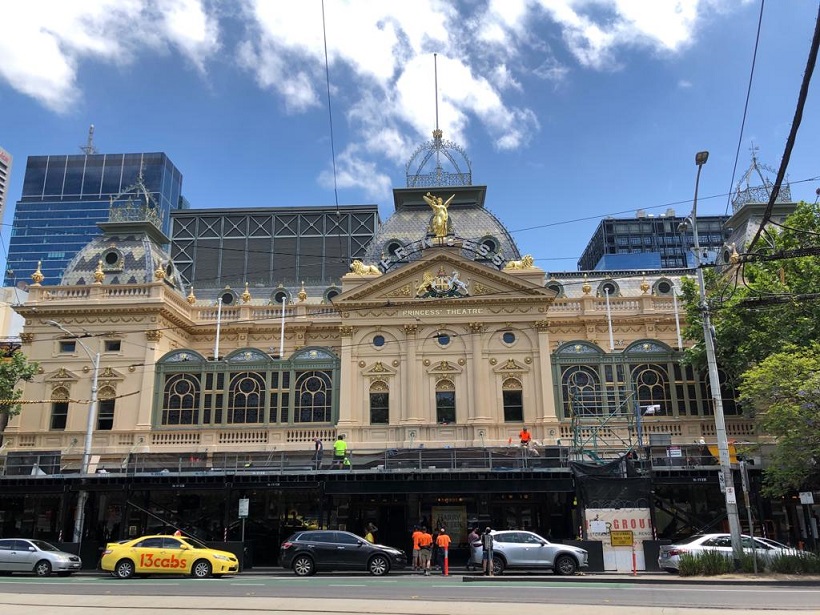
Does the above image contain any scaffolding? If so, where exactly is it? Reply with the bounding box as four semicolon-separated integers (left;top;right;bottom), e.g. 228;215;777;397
568;386;642;462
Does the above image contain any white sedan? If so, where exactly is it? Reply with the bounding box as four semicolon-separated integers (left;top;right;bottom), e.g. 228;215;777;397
658;533;799;572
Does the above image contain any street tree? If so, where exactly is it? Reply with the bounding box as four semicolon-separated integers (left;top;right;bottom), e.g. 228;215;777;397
0;350;39;435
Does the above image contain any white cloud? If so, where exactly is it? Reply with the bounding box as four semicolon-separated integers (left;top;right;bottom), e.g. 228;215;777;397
0;0;220;113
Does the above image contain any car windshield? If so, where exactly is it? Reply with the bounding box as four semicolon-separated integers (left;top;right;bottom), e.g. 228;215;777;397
29;540;59;551
677;535;710;545
181;537;210;550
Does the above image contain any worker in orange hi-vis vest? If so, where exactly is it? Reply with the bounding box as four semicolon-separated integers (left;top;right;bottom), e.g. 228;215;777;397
435;527;452;575
519;427;532;447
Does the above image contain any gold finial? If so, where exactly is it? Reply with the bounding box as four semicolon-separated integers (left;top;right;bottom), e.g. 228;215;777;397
432;128;443;140
582;274;591;295
241;282;252;303
31;261;44;286
187;286;196;305
640;275;650;294
298;281;307;302
93;260;105;284
154;261;166;280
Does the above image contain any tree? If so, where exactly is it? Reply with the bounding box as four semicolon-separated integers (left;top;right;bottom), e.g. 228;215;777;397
739;344;820;497
681;201;820;496
0;350;39;436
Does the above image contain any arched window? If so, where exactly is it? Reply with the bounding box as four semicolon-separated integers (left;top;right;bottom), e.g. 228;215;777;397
162;374;200;425
50;387;70;431
97;385;116;431
502;378;523;422
561;366;602;417
631;364;671;414
295;370;333;423
436;379;456;424
370;381;389;424
228;371;265;424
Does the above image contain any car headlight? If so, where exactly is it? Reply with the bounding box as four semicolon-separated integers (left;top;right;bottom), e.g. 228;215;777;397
212;554;231;561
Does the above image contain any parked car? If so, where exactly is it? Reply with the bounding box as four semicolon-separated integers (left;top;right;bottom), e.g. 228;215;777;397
280;530;407;576
0;538;82;576
658;533;799;572
100;534;238;578
469;530;588;575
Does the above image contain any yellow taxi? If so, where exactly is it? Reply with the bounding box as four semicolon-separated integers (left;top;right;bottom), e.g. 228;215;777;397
100;535;239;578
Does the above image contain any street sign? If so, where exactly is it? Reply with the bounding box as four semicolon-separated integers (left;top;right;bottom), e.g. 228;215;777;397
725;486;737;505
238;497;249;518
799;492;815;505
718;470;726;493
610;530;634;547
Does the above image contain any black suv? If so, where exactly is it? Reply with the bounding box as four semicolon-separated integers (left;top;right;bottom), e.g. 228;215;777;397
280;530;407;576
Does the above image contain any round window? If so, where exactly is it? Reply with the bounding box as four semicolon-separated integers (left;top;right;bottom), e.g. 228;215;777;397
103;251;119;266
436;333;450;346
165;262;174;277
602;283;617;296
481;239;497;253
502;331;516;344
546;282;562;295
274;291;288;305
220;292;234;305
657;280;672;294
326;289;339;302
373;335;385;348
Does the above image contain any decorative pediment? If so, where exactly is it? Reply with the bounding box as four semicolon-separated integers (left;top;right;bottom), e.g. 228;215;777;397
426;360;464;376
492;359;529;375
361;361;397;379
334;248;552;308
44;367;81;384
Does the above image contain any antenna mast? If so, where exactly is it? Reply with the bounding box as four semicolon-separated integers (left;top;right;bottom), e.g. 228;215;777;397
80;125;98;156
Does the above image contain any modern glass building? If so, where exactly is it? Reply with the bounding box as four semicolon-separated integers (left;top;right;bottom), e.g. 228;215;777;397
4;152;185;287
577;210;731;271
0;146;11;223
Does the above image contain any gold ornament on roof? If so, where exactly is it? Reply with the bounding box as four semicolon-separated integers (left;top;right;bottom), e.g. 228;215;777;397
31;261;44;286
349;260;381;275
640;276;650;294
298;281;307;302
582;275;591;295
187;286;196;305
93;260;105;284
154;261;166;280
504;255;534;270
422;192;455;238
242;282;252;303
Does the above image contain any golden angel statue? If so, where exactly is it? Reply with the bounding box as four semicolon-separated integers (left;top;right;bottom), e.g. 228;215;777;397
422;192;455;238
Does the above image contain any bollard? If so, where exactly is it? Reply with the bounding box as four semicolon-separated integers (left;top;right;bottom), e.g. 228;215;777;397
632;543;637;576
444;548;449;576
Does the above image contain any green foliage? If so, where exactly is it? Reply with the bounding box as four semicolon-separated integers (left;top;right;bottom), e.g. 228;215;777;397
677;550;733;576
739;343;820;497
769;551;820;574
681;202;820;496
0;351;38;417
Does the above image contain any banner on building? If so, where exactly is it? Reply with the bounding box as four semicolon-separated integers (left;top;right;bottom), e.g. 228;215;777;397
585;507;653;571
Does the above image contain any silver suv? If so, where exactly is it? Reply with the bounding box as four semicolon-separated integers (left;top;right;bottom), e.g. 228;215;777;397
470;530;588;575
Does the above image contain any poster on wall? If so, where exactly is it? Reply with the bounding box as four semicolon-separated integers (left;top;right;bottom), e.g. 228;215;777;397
431;506;467;545
585;507;653;571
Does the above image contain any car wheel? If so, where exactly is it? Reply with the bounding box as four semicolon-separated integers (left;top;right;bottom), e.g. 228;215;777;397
114;559;136;579
492;556;505;575
554;555;578;576
191;559;212;579
34;560;52;577
292;554;315;577
368;555;390;576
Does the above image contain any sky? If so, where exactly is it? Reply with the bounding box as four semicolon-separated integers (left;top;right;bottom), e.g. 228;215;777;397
0;0;818;273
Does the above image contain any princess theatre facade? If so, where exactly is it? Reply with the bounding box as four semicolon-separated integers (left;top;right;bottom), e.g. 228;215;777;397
0;134;760;569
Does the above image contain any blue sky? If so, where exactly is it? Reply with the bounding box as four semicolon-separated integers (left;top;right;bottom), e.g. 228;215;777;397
0;0;818;272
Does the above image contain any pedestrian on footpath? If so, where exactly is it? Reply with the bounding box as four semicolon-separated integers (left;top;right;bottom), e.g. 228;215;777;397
481;527;495;576
364;522;378;543
435;527;451;574
466;526;480;571
411;525;422;570
418;526;433;575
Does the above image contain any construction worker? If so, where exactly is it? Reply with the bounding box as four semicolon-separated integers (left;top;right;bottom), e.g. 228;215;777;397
435;527;451;573
418;526;433;575
333;434;348;469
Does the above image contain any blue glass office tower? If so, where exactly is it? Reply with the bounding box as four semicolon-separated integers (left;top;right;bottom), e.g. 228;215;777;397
4;153;184;287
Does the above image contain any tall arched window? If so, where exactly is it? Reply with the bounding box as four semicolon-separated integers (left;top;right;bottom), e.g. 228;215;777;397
228;372;265;424
436;379;456;424
50;386;70;431
502;378;523;422
97;385;116;431
631;363;671;413
369;381;389;424
561;366;602;417
295;370;333;423
163;373;200;425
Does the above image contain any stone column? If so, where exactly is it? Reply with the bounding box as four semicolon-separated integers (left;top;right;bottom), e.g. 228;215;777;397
534;320;558;422
467;322;485;421
401;324;419;423
336;325;355;426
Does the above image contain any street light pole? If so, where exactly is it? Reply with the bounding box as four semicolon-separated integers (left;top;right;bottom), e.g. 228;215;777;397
687;151;744;566
47;321;101;544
